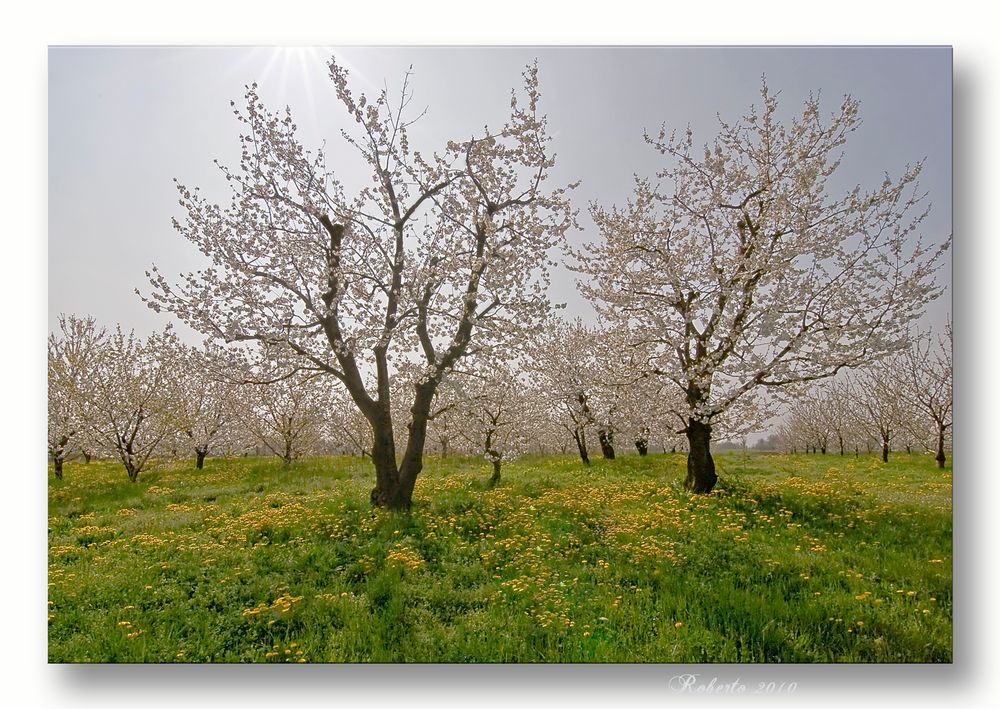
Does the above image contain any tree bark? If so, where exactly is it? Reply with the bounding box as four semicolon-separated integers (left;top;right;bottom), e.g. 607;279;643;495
53;455;64;480
598;427;616;460
487;458;502;489
684;418;717;493
936;425;946;468
195;448;207;470
572;427;590;466
369;382;434;510
634;426;649;456
368;414;402;508
881;439;890;463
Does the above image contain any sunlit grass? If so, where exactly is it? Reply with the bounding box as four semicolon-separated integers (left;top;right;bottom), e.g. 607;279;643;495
48;451;951;662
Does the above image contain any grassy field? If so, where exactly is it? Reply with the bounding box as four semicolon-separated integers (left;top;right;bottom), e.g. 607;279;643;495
47;450;952;663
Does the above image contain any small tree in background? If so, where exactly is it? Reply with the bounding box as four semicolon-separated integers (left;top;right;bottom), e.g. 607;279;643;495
529;318;599;465
47;314;106;479
87;327;184;482
175;343;241;469
846;354;914;464
454;359;538;488
238;362;333;466
902;324;953;467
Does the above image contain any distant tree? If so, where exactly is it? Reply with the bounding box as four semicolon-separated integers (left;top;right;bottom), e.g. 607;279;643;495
902;324;952;467
87;327;184;482
239;362;332;466
785;391;832;454
47;315;106;479
847;354;913;463
752;432;782;451
454;359;538;488
423;374;466;460
328;386;374;458
818;380;858;456
575;81;949;492
144;59;576;509
529;318;599;465
175;343;240;469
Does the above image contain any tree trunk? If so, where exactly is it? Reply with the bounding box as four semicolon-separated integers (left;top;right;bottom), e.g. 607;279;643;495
684;419;717;493
838;434;845;456
634;427;649;456
598;427;616;460
440;436;449;460
195;448;207;470
881;439;890;463
936;425;946;469
54;455;64;480
573;428;590;466
82;450;92;464
487;458;502;489
368;415;403;508
370;383;433;510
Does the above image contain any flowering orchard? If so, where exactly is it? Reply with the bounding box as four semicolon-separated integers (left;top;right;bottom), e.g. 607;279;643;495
49;58;950;500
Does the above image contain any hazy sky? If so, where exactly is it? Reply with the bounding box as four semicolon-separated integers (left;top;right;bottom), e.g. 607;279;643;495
48;46;952;341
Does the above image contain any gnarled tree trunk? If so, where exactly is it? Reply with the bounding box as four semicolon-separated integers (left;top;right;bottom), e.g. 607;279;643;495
598;427;616;460
634;426;649;456
572;427;590;466
195;447;207;470
486;457;502;489
684;418;717;493
368;381;434;510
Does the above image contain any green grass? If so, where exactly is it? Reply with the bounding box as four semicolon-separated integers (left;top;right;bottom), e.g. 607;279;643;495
47;450;952;663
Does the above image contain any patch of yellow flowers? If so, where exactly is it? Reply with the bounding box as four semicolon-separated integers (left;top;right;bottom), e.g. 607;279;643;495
242;591;305;618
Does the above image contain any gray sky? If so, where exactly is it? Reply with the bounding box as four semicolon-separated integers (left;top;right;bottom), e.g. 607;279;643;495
48;46;952;340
